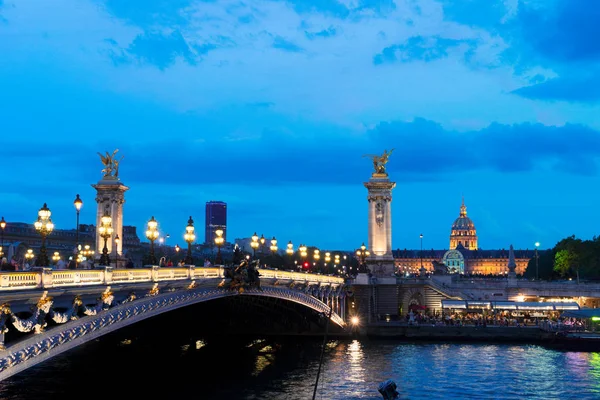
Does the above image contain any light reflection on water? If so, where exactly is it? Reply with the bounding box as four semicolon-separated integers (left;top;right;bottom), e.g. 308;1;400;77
2;339;600;399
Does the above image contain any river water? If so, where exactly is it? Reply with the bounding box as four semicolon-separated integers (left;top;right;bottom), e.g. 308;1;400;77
1;328;599;400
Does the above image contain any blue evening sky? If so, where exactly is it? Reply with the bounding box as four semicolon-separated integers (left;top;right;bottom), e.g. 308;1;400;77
1;0;599;251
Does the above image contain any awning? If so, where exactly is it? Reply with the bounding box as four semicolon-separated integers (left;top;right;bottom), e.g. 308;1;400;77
561;308;600;319
442;300;580;311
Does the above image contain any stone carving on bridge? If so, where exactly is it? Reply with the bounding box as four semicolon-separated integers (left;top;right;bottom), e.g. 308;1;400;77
222;260;262;293
146;284;160;297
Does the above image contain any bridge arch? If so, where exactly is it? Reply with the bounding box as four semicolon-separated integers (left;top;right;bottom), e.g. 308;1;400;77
0;286;344;381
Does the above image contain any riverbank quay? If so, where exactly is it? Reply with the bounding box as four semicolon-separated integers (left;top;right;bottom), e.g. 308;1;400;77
358;323;600;349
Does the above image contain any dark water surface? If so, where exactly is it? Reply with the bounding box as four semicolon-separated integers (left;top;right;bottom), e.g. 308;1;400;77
2;331;600;400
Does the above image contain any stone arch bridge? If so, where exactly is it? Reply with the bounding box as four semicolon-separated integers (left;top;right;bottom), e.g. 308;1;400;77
0;266;346;381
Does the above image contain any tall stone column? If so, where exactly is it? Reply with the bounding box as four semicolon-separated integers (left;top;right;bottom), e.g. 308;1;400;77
91;151;128;265
364;172;396;277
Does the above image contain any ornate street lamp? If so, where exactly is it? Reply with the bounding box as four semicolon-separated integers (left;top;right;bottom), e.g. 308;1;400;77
25;249;34;266
146;216;159;265
52;252;60;263
34;203;54;267
81;244;95;262
535;242;540;280
286;241;294;269
270;237;278;253
313;249;320;273
299;244;307;259
260;234;266;253
0;216;6;251
420;233;424;269
269;236;278;264
356;242;370;273
73;194;83;268
114;235;120;267
184;216;195;265
175;244;180;254
250;232;259;258
98;211;113;266
214;229;224;265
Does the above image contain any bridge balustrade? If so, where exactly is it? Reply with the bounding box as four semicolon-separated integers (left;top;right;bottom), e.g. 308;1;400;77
0;267;344;292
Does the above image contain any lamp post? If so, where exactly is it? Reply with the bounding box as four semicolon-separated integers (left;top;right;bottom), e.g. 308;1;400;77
98;211;113;266
260;234;266;254
73;194;83;268
251;232;259;258
184;216;195;265
146;216;159;265
334;254;340;275
114;235;120;267
299;244;307;270
420;233;424;269
313;249;320;272
34;203;54;267
286;241;294;269
535;242;540;280
52;252;60;264
25;249;34;267
269;236;278;259
0;216;6;251
214;229;224;265
356;242;370;273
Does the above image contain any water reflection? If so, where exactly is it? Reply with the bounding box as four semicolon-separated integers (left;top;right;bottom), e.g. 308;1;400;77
3;336;600;399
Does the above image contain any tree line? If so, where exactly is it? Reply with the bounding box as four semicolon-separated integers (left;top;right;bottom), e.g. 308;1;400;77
524;235;600;280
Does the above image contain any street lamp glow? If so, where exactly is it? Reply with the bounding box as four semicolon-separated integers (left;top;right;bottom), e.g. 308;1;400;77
286;241;294;255
184;216;195;265
99;211;113;266
146;216;159;265
313;249;320;260
34;203;54;266
351;316;359;325
325;252;331;263
214;229;224;264
250;232;260;258
270;236;278;253
299;244;307;258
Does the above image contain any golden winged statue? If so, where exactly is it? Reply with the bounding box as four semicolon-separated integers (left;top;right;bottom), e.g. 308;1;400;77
97;149;121;178
363;148;395;174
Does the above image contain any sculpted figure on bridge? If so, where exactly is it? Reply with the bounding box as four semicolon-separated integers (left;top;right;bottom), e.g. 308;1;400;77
363;148;395;174
225;259;262;293
97;149;124;178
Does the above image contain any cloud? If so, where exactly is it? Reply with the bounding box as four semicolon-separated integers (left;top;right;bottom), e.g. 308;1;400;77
272;35;303;52
13;116;596;188
304;26;337;39
440;0;512;29
512;76;600;103
500;0;600;103
100;0;194;27
104;30;202;69
373;35;476;65
284;0;349;19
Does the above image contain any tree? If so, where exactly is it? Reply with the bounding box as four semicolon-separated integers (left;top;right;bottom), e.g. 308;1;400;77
554;249;578;277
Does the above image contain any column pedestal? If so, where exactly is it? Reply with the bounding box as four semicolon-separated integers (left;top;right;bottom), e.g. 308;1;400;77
92;176;129;260
364;173;396;277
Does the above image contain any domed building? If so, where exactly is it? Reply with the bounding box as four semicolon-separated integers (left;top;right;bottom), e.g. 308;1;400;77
394;199;534;276
449;198;478;250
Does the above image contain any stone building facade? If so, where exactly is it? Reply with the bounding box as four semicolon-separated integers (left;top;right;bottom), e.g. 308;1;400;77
394;200;533;275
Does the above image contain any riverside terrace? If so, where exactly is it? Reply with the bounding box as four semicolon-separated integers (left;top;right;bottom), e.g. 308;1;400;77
0;266;346;381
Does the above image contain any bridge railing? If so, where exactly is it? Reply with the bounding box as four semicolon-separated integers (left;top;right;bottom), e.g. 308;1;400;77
257;269;344;284
0;266;343;292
